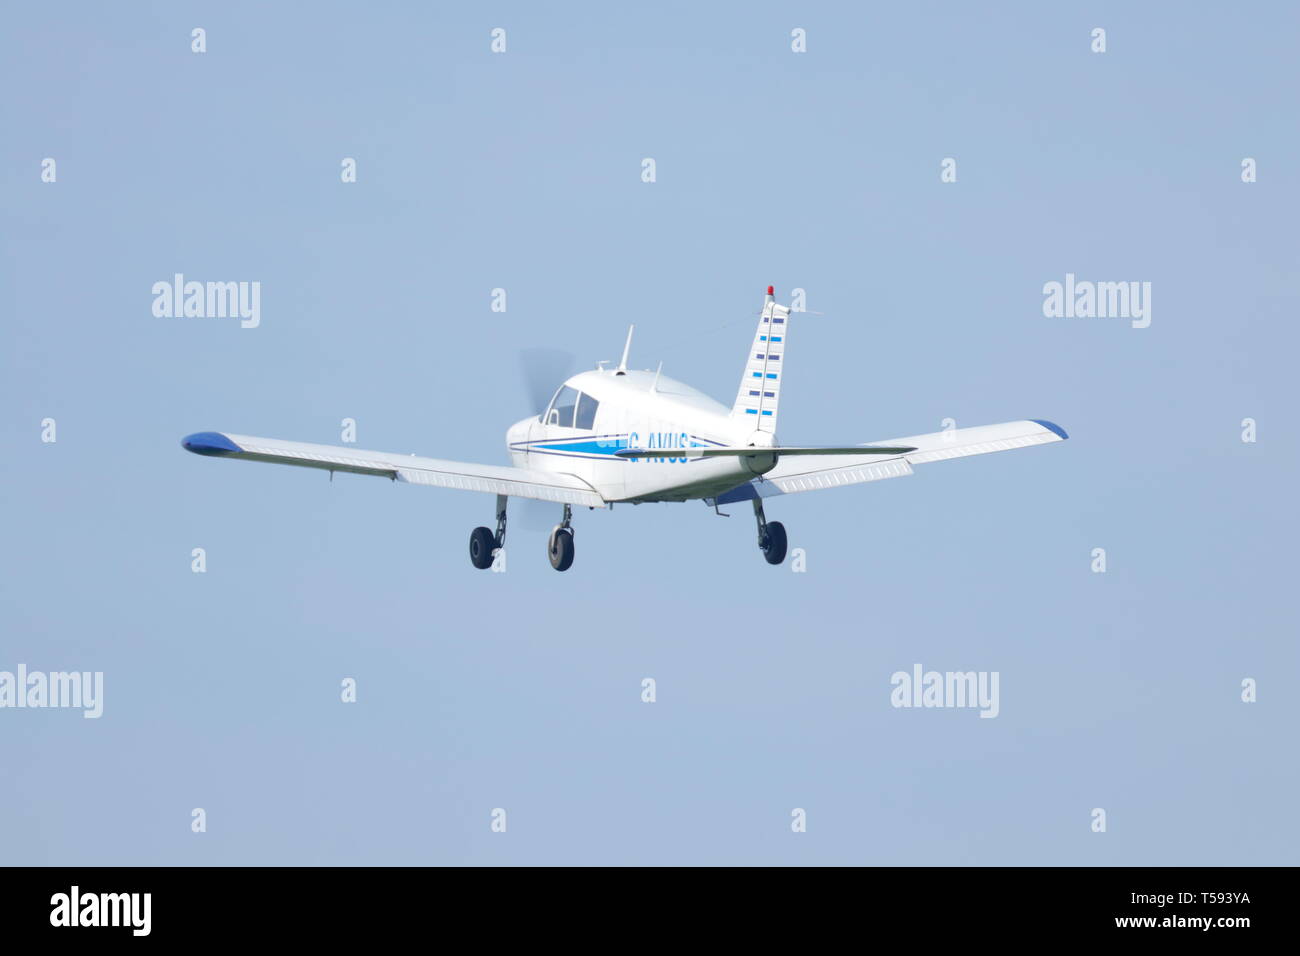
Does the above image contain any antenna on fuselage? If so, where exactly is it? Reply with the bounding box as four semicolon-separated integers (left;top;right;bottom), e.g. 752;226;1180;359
650;361;662;392
615;325;634;375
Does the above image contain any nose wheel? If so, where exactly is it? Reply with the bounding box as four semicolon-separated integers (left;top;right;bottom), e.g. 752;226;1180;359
548;504;575;572
753;498;787;565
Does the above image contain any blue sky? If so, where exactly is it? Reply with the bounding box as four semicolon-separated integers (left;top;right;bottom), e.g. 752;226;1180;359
2;1;1297;864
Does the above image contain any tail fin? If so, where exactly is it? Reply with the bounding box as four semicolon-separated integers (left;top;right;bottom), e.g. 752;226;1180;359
730;286;791;433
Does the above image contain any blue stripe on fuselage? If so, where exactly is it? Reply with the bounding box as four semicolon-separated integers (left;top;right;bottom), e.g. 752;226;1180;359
531;438;629;456
518;433;723;462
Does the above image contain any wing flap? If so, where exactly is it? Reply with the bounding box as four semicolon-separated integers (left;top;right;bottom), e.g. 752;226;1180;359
767;456;915;493
394;465;604;506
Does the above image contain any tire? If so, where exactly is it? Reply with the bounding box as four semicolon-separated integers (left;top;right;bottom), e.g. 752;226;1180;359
469;526;496;569
548;528;575;571
762;520;787;565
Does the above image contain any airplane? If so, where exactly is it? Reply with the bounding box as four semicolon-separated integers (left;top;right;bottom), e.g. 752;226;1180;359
181;286;1068;572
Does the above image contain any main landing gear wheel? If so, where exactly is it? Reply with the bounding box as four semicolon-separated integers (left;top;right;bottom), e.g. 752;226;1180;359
752;498;787;565
469;494;508;570
548;503;575;572
469;527;496;569
761;521;787;566
548;528;575;571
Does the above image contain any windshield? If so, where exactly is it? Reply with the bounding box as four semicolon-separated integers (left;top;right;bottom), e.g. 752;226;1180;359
545;385;580;426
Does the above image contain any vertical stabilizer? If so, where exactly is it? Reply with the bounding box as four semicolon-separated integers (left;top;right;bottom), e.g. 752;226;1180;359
730;286;791;433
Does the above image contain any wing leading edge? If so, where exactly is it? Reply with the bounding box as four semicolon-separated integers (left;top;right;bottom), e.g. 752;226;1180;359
709;419;1067;504
181;432;605;507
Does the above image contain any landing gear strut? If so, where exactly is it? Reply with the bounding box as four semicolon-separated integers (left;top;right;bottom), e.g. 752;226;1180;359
753;498;787;565
469;495;508;570
548;503;575;572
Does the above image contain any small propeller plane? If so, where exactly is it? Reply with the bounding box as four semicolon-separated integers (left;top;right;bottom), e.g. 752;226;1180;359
182;287;1067;571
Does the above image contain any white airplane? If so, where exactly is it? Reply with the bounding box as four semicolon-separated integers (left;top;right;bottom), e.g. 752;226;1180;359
182;287;1067;571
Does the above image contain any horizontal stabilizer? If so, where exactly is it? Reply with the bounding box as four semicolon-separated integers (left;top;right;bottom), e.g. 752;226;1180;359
615;445;916;459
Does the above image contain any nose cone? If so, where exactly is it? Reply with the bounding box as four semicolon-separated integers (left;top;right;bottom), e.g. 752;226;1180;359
506;417;533;444
182;431;242;456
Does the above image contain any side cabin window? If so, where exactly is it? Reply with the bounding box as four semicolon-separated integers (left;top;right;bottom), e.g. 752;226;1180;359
545;386;580;427
575;393;599;430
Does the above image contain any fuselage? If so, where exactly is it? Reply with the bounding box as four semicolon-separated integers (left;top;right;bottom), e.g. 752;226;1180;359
506;368;773;503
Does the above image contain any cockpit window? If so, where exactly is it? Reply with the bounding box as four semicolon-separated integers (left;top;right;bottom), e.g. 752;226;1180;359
545;385;580;426
575;393;599;430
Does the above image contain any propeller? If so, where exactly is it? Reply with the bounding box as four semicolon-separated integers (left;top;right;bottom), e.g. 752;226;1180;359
520;347;576;415
516;348;577;531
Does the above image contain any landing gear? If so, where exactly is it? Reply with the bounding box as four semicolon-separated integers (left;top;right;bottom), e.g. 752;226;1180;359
753;498;787;565
469;527;495;568
470;497;576;571
469;495;508;570
762;522;787;565
548;504;575;572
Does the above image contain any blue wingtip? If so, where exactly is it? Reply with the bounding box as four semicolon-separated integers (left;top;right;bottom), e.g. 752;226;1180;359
1030;420;1069;440
182;431;242;456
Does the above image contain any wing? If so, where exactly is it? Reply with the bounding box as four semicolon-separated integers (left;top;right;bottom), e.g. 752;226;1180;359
181;431;605;507
709;419;1067;504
